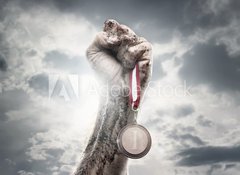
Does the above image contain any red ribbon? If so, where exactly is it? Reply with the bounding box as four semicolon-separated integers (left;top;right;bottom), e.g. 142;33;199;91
129;63;141;110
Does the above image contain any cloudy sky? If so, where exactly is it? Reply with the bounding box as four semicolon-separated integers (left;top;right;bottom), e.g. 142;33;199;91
1;0;240;174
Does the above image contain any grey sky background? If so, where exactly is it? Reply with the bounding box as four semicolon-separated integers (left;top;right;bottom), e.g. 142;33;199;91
1;0;240;175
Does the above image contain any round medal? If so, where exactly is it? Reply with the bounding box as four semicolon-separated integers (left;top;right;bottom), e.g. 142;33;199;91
117;63;152;159
117;124;151;159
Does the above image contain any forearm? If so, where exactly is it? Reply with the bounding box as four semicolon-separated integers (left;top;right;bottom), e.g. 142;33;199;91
75;85;131;175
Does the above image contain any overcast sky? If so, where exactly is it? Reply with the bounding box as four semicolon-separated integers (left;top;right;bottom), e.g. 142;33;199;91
1;0;240;175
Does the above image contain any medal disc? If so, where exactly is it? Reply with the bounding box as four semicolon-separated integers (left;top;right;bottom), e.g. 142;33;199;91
117;124;151;159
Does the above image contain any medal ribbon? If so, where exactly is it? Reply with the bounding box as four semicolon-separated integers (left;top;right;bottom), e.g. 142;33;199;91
129;63;141;110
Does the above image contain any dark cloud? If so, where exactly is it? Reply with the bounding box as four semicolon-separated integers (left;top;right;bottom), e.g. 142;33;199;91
4;0;240;44
28;73;48;96
150;104;195;121
175;104;195;117
178;0;240;36
0;120;48;175
169;133;206;147
224;163;236;170
179;43;240;92
0;0;9;20
0;90;56;175
0;90;30;121
18;0;239;43
0;105;74;174
48;0;189;42
197;115;213;127
177;146;240;166
12;0;202;43
0;54;7;71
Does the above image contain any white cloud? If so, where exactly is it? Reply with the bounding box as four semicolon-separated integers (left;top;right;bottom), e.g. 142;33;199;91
18;170;35;175
1;1;240;175
0;3;97;92
152;34;189;58
0;5;100;174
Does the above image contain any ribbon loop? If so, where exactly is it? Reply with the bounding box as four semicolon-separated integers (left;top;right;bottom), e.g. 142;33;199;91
129;63;141;111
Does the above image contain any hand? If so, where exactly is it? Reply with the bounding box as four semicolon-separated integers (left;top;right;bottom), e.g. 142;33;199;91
86;20;152;91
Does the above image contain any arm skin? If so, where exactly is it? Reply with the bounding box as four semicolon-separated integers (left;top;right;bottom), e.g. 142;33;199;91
74;28;152;175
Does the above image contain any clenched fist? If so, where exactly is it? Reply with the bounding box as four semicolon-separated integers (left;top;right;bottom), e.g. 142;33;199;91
86;19;152;90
